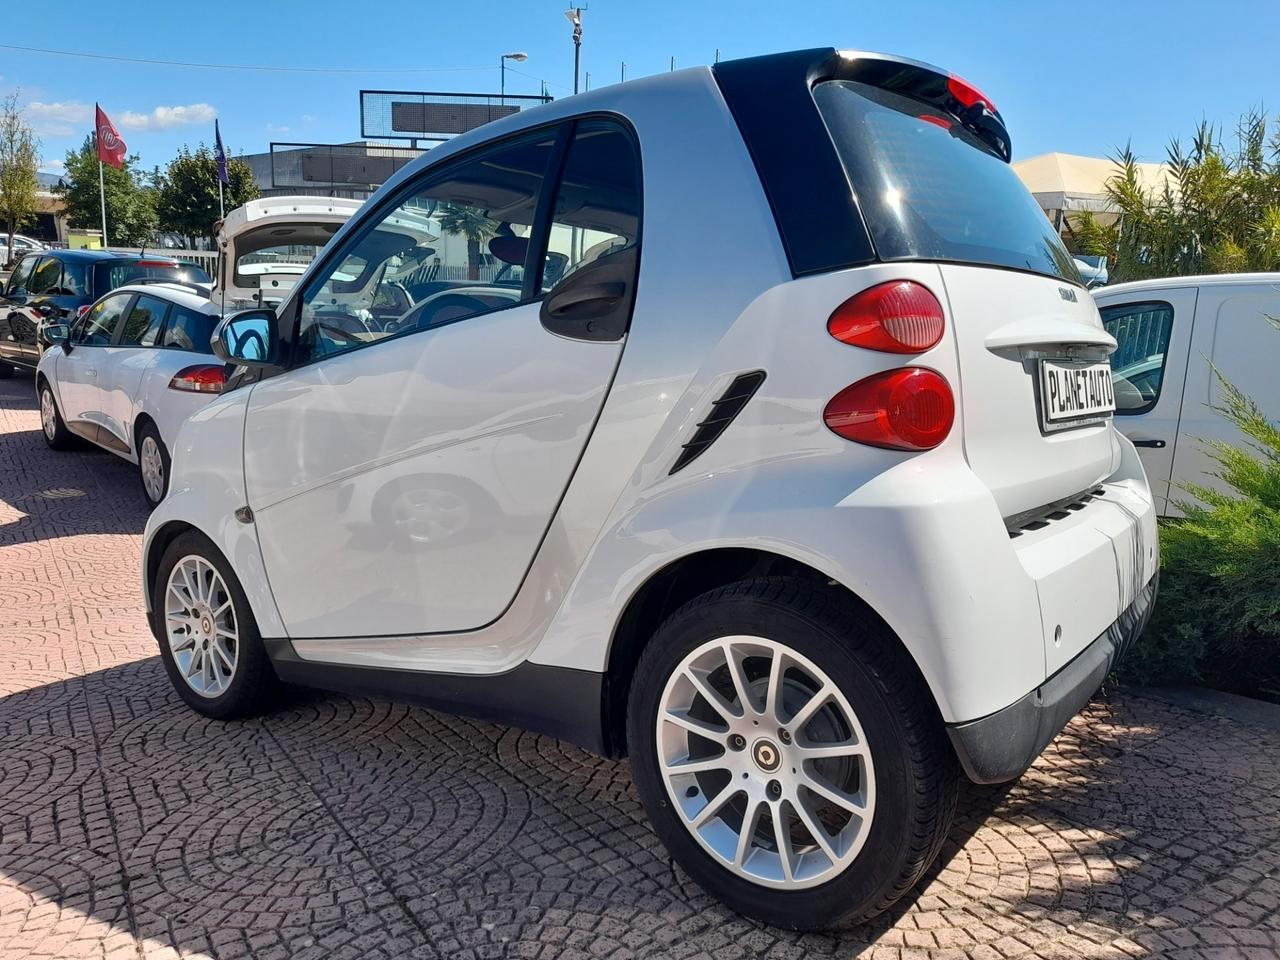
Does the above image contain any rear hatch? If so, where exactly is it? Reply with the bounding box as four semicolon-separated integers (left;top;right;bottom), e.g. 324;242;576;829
810;63;1118;517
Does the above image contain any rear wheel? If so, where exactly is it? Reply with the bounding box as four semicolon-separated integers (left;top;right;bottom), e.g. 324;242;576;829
38;380;73;450
152;531;279;720
136;422;170;509
627;577;957;929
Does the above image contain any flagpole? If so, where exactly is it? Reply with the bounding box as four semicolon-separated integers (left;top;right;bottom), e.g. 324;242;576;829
218;179;224;219
98;160;109;249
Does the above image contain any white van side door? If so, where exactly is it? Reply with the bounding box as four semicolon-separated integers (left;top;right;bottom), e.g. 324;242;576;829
1171;282;1280;508
1098;288;1198;514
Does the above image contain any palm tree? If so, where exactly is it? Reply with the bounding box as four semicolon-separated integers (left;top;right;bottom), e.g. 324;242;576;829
436;203;498;280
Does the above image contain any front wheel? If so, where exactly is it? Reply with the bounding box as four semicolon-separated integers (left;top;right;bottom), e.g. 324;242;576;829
152;531;279;720
627;577;957;929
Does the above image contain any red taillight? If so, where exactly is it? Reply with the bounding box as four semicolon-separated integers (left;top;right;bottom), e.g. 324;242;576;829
947;74;997;115
824;368;955;451
828;281;945;353
75;305;91;319
168;364;225;394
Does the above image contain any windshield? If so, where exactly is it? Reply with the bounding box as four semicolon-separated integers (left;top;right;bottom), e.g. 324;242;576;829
813;80;1081;284
96;260;190;294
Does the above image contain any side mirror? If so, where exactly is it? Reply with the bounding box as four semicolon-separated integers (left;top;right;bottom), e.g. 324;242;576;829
42;323;70;349
211;309;277;368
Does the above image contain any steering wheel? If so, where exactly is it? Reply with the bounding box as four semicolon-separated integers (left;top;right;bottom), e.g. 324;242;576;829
406;293;502;332
312;309;374;337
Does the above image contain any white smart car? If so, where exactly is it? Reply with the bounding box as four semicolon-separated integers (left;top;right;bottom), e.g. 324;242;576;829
143;49;1159;928
36;282;224;508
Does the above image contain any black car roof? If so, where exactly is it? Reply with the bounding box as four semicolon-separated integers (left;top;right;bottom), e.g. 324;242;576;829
22;249;181;264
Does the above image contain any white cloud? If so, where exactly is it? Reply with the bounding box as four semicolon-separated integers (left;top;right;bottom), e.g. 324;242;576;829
41;159;66;174
27;101;93;136
118;103;217;131
265;122;291;134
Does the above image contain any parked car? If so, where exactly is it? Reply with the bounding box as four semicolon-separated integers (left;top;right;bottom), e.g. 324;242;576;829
36;281;224;508
0;250;212;378
142;48;1158;928
1073;254;1108;288
1094;272;1280;514
0;233;46;265
214;197;364;311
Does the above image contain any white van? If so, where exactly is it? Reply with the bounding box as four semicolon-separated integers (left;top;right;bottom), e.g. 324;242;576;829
1094;273;1280;514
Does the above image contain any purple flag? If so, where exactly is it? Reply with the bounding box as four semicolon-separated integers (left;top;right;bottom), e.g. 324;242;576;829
214;119;228;185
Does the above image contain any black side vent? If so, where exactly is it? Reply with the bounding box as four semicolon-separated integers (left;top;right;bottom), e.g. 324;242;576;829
669;371;767;475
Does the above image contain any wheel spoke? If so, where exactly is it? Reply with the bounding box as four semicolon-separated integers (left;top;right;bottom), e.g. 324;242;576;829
734;800;764;867
184;649;202;679
772;802;796;883
684;666;740;723
213;599;233;617
786;683;832;732
662;708;728;742
689;785;738;830
792;794;839;862
801;770;868;816
722;643;755;715
212;639;235;672
795;739;865;761
170;633;196;653
763;648;786;722
662;753;729;776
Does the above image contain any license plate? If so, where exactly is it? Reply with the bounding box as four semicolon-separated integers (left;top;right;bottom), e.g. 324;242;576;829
1039;360;1115;431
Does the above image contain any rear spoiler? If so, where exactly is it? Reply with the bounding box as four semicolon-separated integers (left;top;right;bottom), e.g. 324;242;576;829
712;47;1011;278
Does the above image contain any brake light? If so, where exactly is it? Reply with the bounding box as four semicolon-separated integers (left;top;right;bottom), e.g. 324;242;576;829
947;74;997;115
824;368;954;451
827;281;945;353
75;305;91;319
168;364;226;393
137;260;176;267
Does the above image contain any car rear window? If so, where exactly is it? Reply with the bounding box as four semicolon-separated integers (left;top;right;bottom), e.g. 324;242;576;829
812;80;1081;284
96;260;188;294
162;304;216;353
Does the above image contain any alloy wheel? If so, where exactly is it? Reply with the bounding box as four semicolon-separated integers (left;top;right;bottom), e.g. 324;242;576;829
164;555;239;698
40;389;56;441
656;635;876;889
140;436;165;503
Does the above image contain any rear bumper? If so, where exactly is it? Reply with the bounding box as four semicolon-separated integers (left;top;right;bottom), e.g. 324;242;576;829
947;569;1158;784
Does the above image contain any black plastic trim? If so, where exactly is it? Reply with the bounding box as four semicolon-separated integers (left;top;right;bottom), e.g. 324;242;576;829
713;49;876;277
264;640;611;756
670;370;766;474
947;571;1159;784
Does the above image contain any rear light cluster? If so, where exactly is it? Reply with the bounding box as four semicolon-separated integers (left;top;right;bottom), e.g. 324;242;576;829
75;305;91;320
169;364;226;394
823;280;955;452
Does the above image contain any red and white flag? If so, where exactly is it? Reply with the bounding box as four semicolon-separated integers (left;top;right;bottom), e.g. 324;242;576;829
95;104;127;168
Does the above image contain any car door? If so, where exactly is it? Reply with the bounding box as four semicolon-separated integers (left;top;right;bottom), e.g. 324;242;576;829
57;293;134;440
1098;288;1198;513
100;293;170;453
242;118;643;639
0;256;38;366
7;255;59;366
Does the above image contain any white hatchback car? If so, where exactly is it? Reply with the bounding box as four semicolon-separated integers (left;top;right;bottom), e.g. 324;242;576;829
36;281;224;508
143;49;1159;928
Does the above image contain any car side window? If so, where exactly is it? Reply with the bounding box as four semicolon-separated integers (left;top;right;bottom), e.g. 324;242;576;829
1101;301;1174;414
119;295;170;347
28;257;60;295
74;294;132;346
59;262;90;297
6;256;35;294
293;130;557;366
162;304;217;353
540;121;642;294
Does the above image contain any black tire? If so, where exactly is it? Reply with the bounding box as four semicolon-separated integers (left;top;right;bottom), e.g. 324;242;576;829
151;530;279;720
626;576;958;930
135;421;171;510
37;379;74;450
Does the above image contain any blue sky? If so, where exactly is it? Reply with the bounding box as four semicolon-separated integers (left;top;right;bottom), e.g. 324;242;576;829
5;0;1279;176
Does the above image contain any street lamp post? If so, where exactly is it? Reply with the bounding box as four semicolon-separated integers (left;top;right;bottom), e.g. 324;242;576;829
564;7;583;94
500;51;528;102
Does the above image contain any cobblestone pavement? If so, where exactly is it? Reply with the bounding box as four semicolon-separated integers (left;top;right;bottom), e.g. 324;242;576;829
2;374;1279;960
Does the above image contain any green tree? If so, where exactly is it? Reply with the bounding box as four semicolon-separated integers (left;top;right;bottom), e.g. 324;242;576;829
436;202;497;280
1072;111;1280;283
54;135;157;247
0;92;41;264
156;144;258;245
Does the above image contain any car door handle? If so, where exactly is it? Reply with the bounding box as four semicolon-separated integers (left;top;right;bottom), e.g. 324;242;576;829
1131;439;1166;448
